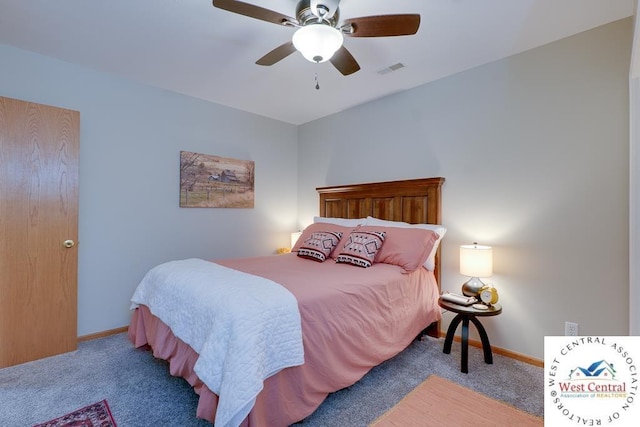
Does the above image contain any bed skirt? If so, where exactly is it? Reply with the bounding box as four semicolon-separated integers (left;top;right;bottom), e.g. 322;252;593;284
129;305;332;426
128;305;221;423
129;285;440;426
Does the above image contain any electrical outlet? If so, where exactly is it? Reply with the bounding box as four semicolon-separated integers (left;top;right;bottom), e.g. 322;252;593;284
565;321;579;336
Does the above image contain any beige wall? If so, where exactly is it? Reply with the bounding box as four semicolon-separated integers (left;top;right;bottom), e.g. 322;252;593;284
0;43;299;336
631;5;640;336
0;17;632;359
297;18;633;359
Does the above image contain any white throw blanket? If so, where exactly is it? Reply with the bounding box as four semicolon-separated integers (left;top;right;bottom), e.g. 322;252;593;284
130;258;304;427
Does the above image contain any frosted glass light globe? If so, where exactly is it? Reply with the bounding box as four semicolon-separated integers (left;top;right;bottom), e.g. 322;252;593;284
292;24;343;63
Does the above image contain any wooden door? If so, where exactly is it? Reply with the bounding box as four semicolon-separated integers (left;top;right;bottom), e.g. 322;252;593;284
0;96;79;368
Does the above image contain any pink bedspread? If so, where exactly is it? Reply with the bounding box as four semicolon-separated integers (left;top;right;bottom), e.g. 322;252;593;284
128;253;441;426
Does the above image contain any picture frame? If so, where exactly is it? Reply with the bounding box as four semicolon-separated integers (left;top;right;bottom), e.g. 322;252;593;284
179;151;255;208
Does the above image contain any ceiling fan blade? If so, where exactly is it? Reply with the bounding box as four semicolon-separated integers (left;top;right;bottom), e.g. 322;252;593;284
212;0;295;26
256;42;297;66
342;14;420;37
330;46;360;76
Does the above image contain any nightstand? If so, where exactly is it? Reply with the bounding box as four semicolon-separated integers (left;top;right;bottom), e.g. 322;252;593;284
438;298;502;373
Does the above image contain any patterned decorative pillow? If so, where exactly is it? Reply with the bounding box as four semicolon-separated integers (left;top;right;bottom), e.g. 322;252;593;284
292;223;352;254
335;230;386;268
297;231;343;262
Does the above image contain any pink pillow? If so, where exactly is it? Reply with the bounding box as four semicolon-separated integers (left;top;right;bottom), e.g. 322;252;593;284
297;231;343;262
356;225;439;272
335;230;386;268
292;223;353;258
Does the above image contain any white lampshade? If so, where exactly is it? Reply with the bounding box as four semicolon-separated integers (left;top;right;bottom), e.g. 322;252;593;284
460;244;493;278
292;24;343;63
291;231;303;248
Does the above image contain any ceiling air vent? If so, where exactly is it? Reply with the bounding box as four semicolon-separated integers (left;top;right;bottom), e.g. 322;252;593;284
377;62;405;75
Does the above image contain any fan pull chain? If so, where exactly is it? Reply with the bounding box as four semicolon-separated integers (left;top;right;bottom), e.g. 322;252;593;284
315;73;320;90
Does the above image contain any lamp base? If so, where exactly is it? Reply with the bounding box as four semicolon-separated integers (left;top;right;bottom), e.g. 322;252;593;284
461;277;485;298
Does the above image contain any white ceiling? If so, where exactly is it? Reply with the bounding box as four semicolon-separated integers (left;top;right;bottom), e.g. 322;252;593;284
0;0;635;125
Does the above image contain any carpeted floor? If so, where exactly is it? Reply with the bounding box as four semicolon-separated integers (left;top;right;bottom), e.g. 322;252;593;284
0;332;543;426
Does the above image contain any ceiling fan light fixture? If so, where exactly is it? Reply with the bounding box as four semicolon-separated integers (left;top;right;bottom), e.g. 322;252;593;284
292;24;343;63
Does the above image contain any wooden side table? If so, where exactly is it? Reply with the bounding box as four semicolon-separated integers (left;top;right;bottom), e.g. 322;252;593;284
438;298;502;373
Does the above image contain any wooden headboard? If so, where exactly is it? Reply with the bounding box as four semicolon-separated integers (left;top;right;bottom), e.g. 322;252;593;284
317;177;443;223
317;177;445;336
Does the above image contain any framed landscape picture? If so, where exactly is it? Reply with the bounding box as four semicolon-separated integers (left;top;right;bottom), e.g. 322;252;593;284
179;151;255;208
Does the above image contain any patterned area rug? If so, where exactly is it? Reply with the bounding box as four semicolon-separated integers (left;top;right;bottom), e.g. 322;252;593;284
33;400;116;427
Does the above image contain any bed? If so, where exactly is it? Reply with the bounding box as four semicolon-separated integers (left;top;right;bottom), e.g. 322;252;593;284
128;177;445;426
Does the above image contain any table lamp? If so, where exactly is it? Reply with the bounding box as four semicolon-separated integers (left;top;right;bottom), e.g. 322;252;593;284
459;243;493;297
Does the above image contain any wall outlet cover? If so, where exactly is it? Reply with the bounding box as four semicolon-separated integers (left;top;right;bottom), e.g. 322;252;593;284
565;321;579;336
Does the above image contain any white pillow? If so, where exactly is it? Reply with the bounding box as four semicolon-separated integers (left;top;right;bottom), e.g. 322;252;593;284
363;216;446;271
313;216;366;227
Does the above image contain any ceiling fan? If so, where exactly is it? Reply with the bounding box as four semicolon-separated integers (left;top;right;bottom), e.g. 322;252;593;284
211;0;420;76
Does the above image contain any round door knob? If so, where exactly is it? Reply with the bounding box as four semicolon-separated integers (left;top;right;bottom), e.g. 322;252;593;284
63;239;75;248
